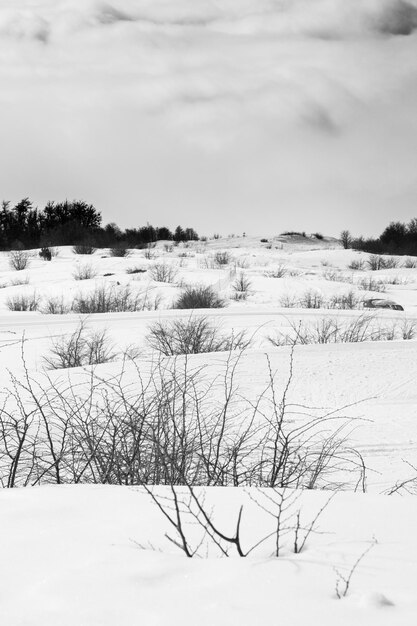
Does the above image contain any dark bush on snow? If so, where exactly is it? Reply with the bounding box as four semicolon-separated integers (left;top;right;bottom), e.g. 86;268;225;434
174;285;225;309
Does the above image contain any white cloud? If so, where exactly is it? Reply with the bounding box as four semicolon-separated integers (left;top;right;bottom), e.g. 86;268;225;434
0;0;416;235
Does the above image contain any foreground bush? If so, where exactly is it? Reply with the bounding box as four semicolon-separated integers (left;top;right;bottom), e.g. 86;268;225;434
0;351;365;489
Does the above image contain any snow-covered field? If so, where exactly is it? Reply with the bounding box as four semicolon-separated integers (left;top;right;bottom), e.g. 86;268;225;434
1;234;417;624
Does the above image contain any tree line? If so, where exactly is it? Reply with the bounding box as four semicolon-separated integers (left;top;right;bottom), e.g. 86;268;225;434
341;217;417;256
0;198;199;250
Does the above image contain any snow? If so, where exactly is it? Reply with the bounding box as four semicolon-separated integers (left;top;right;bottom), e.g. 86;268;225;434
1;235;417;624
1;484;417;625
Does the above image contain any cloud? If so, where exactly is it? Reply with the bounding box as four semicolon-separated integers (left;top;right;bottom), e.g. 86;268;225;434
0;0;416;235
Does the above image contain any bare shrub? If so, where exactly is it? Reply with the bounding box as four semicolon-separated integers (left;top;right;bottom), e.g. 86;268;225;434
144;485;333;558
149;262;178;283
147;316;249;355
9;250;30;271
6;292;40;311
214;251;231;266
143;243;156;260
174;285;225;309
126;266;147;274
235;257;250;269
380;256;399;269
0;348;365;490
322;269;338;281
265;264;287;278
348;259;365;271
73;244;96;255
269;315;415;346
383;275;407;285
269;315;375;346
299;290;324;309
335;540;377;599
9;275;30;287
232;272;252;300
41;296;70;315
44;321;115;369
358;277;387;293
39;247;52;261
329;291;363;310
366;255;384;271
340;230;352;249
367;255;398;271
109;245;130;257
71;284;161;313
279;294;297;308
403;258;417;268
400;319;417;340
73;263;98;281
164;244;174;253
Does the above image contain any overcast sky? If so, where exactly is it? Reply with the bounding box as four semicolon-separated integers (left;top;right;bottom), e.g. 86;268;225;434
0;0;416;237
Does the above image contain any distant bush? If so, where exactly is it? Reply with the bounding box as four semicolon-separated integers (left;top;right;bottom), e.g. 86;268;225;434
44;321;115;369
269;315;417;347
149;262;178;283
71;284;160;314
9;275;30;287
147;316;249;356
358;278;387;293
279;289;364;310
39;247;52;261
9;250;30;271
381;257;399;269
403;258;417;268
366;255;398;271
366;255;384;271
340;230;352;249
174;285;225;309
260;238;268;243
143;244;156;260
109;245;130;258
264;264;287;278
322;270;348;282
41;296;70;315
73;243;96;255
235;257;250;269
232;272;252;300
7;292;40;311
299;290;325;309
214;251;231;266
281;231;306;237
348;259;365;271
329;290;364;310
126;266;147;274
73;263;98;281
312;232;323;240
